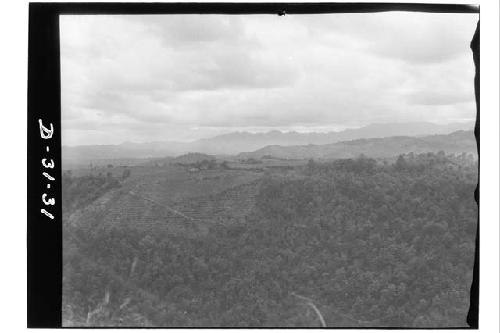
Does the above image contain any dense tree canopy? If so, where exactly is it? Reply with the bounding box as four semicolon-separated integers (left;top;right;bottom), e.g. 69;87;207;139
62;153;477;327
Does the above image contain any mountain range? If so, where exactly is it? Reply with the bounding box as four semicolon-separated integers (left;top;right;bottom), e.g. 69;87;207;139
62;121;474;165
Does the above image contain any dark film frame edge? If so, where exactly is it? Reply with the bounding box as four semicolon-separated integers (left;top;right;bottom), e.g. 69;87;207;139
28;3;63;328
26;2;480;328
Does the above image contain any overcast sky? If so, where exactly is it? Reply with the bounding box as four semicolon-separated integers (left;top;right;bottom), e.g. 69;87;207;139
60;12;478;146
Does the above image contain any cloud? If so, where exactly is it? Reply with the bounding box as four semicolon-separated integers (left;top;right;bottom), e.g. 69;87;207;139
406;90;473;106
60;12;478;145
302;12;477;64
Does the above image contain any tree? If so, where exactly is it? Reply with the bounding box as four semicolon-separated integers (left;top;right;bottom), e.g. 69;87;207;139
395;155;407;171
307;158;316;169
122;168;131;179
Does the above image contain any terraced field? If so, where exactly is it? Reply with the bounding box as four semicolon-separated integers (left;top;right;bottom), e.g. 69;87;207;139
66;165;264;236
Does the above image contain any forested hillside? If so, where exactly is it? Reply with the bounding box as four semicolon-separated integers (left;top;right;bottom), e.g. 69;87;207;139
62;152;477;327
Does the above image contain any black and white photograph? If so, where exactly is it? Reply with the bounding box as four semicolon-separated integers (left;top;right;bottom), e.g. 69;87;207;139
57;8;481;328
57;8;480;327
17;1;488;328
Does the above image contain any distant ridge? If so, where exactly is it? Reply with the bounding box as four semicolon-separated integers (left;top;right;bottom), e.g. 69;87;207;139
238;130;477;160
62;121;474;164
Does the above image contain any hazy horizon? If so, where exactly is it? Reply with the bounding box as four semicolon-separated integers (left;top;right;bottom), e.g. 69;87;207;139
61;13;477;146
61;119;474;148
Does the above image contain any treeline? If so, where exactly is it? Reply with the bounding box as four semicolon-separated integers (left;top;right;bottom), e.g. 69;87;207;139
176;159;229;171
63;153;477;327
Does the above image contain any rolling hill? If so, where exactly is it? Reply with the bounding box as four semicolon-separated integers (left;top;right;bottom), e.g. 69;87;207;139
238;130;476;160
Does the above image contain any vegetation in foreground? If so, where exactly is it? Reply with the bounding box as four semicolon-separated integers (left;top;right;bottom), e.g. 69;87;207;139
62;152;477;327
